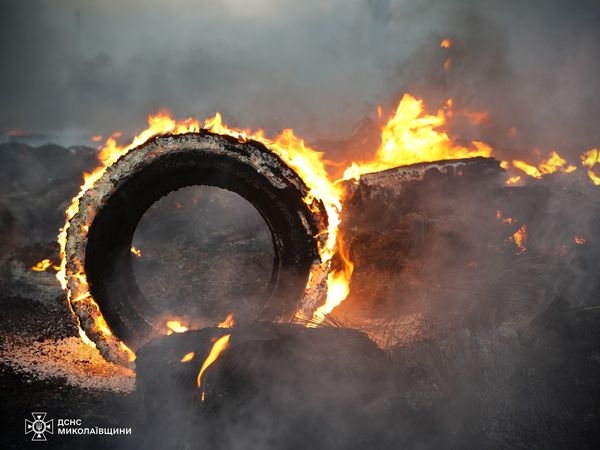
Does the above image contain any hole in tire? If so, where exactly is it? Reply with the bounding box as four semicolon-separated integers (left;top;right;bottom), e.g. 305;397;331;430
131;185;275;324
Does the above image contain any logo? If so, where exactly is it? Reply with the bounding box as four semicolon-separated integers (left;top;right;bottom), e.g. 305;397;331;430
25;412;54;442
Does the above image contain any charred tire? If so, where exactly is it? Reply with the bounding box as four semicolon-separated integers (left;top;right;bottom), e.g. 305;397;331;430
65;132;327;364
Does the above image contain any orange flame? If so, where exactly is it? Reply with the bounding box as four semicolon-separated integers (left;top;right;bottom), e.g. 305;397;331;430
308;235;354;326
574;236;587;245
197;334;231;398
166;320;188;335
440;38;452;48
57;108;352;346
512;225;527;254
62;91;598;357
217;313;235;328
180;352;195;363
342;94;492;180
581;148;600;185
31;259;54;272
511;150;577;181
130;246;142;258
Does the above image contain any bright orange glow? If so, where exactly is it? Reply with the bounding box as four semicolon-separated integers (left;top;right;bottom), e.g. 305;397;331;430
197;334;231;397
512;225;527;254
496;210;514;224
166;320;188;335
65;91;595;357
31;259;52;272
342;94;492;180
308;235;354;326
512;160;541;178
440;38;452;48
130;246;142;258
217;313;235;328
58;108;352;341
574;236;587;245
78;327;96;348
512;151;577;180
581;148;600;185
180;352;195;363
120;341;137;362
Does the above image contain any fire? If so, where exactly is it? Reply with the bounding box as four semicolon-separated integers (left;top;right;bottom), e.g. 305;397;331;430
59;90;599;359
581;148;600;185
512;225;527;254
180;352;195;363
440;38;452;48
217;313;235;328
197;334;231;398
574;236;587;245
166;320;188;335
308;235;354;326
130;246;142;258
31;259;59;272
511;151;577;180
58;107;353;346
91;135;103;143
342;94;492;180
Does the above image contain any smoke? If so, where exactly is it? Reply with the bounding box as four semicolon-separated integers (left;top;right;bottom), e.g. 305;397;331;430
2;2;600;448
1;0;599;158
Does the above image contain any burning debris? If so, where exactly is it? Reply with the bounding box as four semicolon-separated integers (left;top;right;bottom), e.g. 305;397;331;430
61;131;329;365
2;51;600;449
3;1;600;447
135;323;385;450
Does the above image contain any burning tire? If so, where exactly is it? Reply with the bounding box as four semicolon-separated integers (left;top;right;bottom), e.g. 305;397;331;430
64;131;328;365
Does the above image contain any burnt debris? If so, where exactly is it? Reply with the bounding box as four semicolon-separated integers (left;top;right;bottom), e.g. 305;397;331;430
64;132;328;364
2;143;600;449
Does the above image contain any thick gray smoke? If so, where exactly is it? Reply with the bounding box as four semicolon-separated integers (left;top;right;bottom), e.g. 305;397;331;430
1;0;599;158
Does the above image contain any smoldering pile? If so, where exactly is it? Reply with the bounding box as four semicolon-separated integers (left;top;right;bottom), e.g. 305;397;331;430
2;141;600;449
131;157;600;449
136;323;386;450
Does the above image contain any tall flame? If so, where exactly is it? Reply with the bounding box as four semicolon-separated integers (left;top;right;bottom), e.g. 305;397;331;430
342;94;492;180
196;334;231;399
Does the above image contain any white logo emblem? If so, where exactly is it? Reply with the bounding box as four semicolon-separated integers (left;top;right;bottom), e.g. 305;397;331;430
25;412;54;441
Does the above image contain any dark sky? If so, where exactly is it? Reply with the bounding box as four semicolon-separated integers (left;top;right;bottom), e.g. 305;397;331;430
1;0;599;159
